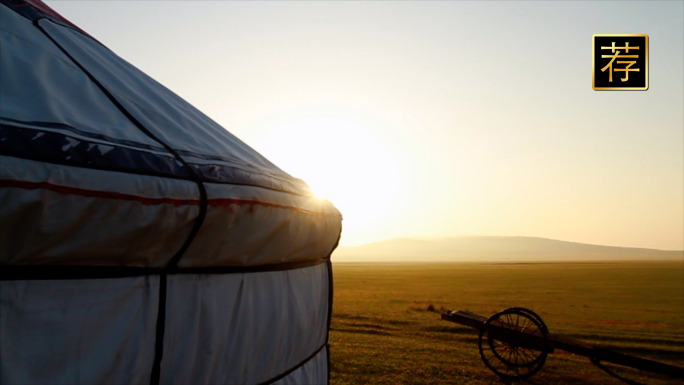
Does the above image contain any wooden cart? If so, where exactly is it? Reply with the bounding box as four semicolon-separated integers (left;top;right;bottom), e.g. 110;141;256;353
441;307;684;382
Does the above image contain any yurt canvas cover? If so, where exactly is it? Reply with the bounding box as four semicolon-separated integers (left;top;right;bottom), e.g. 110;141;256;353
0;1;342;383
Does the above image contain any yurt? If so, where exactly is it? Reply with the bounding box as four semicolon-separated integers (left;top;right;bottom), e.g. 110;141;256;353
0;1;342;384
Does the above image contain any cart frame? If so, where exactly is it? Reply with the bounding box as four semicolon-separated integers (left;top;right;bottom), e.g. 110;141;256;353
441;307;684;382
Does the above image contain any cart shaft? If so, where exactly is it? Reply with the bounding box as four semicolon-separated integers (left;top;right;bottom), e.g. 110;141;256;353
442;310;684;379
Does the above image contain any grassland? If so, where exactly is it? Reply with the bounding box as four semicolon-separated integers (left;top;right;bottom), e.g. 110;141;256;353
329;260;684;384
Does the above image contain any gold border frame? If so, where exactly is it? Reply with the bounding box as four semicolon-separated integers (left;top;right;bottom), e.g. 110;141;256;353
592;34;649;91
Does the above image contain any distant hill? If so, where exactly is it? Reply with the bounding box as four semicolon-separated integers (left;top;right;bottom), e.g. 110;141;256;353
332;236;683;262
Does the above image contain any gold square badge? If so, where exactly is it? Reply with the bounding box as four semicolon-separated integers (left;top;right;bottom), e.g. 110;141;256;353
593;34;648;90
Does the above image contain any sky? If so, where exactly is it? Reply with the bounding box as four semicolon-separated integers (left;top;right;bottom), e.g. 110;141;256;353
46;1;683;250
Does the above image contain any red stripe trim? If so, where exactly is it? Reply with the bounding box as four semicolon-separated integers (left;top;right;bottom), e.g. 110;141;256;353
210;198;338;217
1;179;197;206
25;0;91;37
0;179;340;218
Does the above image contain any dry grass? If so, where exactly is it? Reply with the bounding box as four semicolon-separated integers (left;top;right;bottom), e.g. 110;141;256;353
329;260;684;384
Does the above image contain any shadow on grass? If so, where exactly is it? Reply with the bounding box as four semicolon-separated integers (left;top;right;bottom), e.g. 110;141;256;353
607;346;684;362
479;375;543;385
335;313;371;321
565;333;684;348
330;327;392;336
386;319;413;326
419;325;478;335
345;323;391;331
333;314;414;327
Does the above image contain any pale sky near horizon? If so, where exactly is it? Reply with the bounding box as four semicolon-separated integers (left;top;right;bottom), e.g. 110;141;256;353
45;1;684;250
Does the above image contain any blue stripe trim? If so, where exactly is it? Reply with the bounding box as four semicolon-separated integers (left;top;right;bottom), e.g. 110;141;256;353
0;116;273;169
0;116;169;153
0;123;188;179
0;123;311;196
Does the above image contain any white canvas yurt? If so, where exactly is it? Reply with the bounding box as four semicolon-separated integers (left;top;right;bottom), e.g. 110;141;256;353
0;1;342;384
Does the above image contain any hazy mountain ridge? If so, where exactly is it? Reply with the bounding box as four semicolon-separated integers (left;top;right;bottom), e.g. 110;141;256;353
332;236;684;262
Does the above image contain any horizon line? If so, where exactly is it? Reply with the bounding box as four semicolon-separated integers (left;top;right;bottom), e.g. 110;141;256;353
338;235;684;252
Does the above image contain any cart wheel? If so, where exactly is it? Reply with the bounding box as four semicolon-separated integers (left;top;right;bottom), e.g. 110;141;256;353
478;308;550;381
504;307;549;334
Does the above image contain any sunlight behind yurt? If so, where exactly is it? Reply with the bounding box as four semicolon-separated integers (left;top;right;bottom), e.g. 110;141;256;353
253;117;400;242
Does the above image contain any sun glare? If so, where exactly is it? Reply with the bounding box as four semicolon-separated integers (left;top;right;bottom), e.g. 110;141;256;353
253;117;400;235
